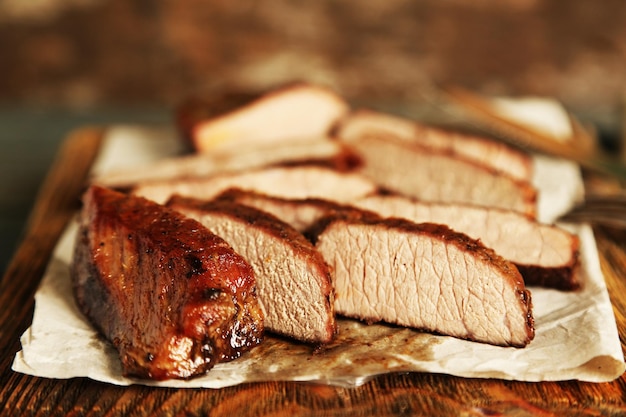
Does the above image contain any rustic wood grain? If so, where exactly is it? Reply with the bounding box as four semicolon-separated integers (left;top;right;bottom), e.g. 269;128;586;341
1;128;625;416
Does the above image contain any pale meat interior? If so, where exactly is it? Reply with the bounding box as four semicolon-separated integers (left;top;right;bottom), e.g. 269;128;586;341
179;209;335;344
316;221;533;347
355;195;576;268
133;165;378;205
194;85;349;152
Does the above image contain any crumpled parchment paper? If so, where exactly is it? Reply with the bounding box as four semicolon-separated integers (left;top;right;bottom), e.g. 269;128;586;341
12;117;626;388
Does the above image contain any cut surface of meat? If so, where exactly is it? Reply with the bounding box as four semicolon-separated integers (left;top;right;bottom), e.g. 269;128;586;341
167;196;336;344
70;186;264;380
192;83;349;153
335;109;533;182
312;213;535;347
354;194;581;290
340;134;537;217
132;166;378;205
215;188;355;233
176;90;260;144
92;137;359;189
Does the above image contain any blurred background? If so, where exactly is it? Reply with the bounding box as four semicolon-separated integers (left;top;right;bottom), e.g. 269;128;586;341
1;0;626;273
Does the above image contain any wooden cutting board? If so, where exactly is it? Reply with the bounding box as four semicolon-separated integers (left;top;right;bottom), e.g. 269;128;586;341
1;127;625;416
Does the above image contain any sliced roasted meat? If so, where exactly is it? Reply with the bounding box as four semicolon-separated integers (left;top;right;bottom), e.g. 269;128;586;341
311;212;535;347
215;188;355;233
176;90;260;144
338;134;537;217
70;186;264;380
335;109;533;182
190;83;349;153
132;165;378;205
92;137;360;189
167;196;336;344
355;194;581;290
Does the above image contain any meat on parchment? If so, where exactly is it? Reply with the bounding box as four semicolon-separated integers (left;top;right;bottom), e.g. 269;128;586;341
334;109;533;182
167;196;336;344
338;134;538;217
310;211;535;347
70;185;264;380
132;165;378;205
354;194;581;290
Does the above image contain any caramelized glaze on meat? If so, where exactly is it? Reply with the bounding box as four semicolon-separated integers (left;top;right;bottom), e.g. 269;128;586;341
70;186;264;380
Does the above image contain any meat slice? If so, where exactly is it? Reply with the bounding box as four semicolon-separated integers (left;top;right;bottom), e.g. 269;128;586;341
335;109;533;182
92;137;359;189
167;196;336;344
190;83;349;153
176;90;260;144
311;212;535;347
215;188;354;233
70;186;264;380
339;134;537;217
354;195;581;290
132;165;378;205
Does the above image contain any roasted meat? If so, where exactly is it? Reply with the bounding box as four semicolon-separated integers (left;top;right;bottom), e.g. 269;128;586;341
354;194;581;290
167;196;336;344
189;83;349;153
335;109;533;182
311;212;535;347
132;165;378;205
91;137;360;190
70;185;264;380
338;134;537;217
214;188;355;233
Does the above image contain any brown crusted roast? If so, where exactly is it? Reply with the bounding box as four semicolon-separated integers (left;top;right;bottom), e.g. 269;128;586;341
354;194;581;290
70;185;264;380
311;211;535;347
167;196;336;344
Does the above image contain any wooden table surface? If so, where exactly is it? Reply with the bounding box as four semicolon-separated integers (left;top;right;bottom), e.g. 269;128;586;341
1;127;626;416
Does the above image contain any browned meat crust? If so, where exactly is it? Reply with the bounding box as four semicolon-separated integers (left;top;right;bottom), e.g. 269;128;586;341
70;186;264;380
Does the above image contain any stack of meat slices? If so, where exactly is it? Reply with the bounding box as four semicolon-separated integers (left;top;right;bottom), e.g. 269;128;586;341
74;82;582;380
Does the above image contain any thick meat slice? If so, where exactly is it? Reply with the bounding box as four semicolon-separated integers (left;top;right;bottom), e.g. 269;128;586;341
354;195;581;290
340;134;537;217
335;109;533;182
132;166;378;205
70;186;264;380
167;196;336;344
312;213;535;347
191;83;349;153
92;137;360;189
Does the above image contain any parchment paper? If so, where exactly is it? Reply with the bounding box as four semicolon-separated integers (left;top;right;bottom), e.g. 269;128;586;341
12;123;626;388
